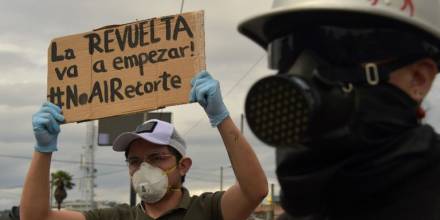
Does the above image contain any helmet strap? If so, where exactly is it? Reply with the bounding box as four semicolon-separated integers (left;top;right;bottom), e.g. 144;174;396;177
317;54;426;86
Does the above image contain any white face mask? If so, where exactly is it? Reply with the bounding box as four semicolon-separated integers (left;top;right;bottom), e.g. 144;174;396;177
131;162;177;204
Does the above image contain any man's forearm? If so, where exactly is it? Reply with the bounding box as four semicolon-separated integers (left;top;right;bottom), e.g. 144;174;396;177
217;116;268;203
20;152;52;220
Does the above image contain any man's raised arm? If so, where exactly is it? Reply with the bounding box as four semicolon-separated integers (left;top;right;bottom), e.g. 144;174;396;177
190;71;269;220
20;102;85;220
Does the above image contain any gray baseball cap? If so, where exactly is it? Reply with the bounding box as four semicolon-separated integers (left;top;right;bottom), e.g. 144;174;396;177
112;119;186;156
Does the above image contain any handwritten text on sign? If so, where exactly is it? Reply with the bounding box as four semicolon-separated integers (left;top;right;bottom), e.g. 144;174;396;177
47;11;205;123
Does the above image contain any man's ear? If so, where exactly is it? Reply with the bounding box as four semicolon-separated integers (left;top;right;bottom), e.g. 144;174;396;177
410;58;437;102
178;157;192;176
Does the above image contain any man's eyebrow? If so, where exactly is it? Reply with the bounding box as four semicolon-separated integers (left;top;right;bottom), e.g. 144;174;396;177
127;151;170;159
147;151;170;155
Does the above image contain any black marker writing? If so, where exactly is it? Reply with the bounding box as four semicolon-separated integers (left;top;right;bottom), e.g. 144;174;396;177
48;72;183;109
83;16;194;55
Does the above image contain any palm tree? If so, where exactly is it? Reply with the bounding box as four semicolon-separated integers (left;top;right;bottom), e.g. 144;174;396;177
51;170;75;210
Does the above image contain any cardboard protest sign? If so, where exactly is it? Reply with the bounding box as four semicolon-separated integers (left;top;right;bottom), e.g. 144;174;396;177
47;11;205;123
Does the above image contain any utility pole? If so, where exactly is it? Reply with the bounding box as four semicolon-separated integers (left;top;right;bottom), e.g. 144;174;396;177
240;113;244;134
270;183;275;220
50;175;53;208
220;166;224;191
130;184;136;207
219;165;232;191
265;183;275;220
80;121;96;210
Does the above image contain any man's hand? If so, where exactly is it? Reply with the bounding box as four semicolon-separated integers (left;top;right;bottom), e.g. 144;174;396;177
32;102;64;153
189;71;229;127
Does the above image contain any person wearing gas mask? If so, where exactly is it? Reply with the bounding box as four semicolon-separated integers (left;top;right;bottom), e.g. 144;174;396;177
239;0;440;219
20;71;268;220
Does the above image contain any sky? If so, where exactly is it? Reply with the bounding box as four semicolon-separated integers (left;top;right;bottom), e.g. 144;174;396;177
2;0;440;212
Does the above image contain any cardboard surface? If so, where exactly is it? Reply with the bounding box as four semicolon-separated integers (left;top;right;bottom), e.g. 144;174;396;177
47;11;205;123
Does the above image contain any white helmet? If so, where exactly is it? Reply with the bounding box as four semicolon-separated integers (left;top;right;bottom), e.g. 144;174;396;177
239;0;440;49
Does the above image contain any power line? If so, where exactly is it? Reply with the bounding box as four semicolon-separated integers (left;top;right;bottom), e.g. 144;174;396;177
0;193;20;198
0;168;127;190
224;55;265;97
190;165;226;172
73;168;128;181
186;175;220;183
0;185;22;190
188;169;219;176
0;154;125;167
183;54;266;136
0;153;242;172
180;0;185;13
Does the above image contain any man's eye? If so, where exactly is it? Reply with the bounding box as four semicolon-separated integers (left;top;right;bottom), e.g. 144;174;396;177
148;154;170;163
150;155;163;161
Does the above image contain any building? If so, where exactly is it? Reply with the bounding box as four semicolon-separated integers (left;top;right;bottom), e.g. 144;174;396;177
251;195;284;220
52;200;122;212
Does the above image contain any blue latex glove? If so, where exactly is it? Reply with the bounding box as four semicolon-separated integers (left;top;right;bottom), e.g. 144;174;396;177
190;71;229;127
32;102;65;153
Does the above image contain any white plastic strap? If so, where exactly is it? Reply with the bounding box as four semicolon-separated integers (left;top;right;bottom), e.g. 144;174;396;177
364;63;380;86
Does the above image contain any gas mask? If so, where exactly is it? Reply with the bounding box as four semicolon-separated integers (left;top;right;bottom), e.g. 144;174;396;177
245;51;354;147
131;162;177;204
245;26;433;149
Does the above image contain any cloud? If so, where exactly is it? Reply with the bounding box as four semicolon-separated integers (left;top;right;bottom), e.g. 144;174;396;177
0;105;90;143
0;51;46;82
0;51;37;70
0;83;46;107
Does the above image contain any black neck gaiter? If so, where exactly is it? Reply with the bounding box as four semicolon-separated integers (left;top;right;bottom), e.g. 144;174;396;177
276;83;439;217
349;83;419;145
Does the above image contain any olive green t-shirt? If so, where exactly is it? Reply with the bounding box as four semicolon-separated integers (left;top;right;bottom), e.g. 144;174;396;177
83;188;224;220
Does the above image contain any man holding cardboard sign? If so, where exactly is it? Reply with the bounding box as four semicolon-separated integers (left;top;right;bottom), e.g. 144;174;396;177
20;70;268;220
20;10;268;220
